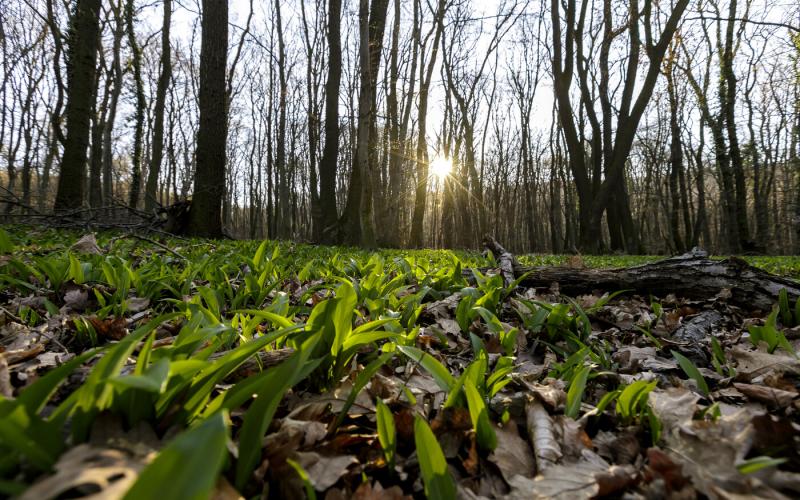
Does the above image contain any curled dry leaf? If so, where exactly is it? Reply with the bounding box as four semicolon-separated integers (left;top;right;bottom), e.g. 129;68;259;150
4;343;45;364
732;382;798;409
525;398;561;471
0;353;12;398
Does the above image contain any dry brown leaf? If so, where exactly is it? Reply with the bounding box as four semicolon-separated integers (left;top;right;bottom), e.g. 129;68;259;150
489;421;536;482
20;444;148;500
71;234;103;255
732;382;797;408
295;451;358;491
612;346;657;373
126;296;151;313
504;450;635;500
352;481;410;500
648;388;699;430
88;316;129;341
0;353;12;398
731;346;800;381
63;287;90;311
4;343;45;364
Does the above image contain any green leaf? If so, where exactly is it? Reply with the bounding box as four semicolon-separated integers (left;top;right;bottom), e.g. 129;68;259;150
235;341;317;489
736;456;787;475
375;398;396;468
463;380;497;451
235;309;294;329
565;365;591;419
0;403;62;470
11;348;100;417
0;228;14;253
111;358;170;393
286;458;317;500
331;281;358;356
68;253;86;285
397;345;456;392
331;351;394;432
672;351;710;396
124;411;230;500
414;416;456;499
594;389;621;415
617;380;657;421
778;288;793;326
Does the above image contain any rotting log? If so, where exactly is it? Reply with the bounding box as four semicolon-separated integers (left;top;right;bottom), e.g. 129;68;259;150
480;236;800;311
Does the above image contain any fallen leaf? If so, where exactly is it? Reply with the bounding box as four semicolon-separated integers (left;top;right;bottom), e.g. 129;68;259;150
63;287;90;312
0;353;11;397
731;346;800;381
88;316;128;341
126;296;151;313
71;234;103;255
352;481;410;500
4;343;45;364
733;382;797;408
20;444;147;500
489;422;536;482
295;452;358;491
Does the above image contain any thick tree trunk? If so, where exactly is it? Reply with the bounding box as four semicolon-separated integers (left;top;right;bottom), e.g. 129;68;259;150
187;0;228;238
53;0;102;211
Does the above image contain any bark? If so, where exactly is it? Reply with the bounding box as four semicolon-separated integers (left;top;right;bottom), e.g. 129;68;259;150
125;0;145;209
274;0;289;239
484;238;799;312
409;0;447;248
53;0;102;211
145;0;172;212
318;0;342;244
187;0;228;238
103;0;124;205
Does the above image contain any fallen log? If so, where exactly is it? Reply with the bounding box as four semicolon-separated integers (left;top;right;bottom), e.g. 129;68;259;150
481;237;800;311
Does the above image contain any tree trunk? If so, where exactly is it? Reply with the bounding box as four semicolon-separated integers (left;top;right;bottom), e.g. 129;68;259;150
187;0;228;238
318;0;342;245
125;0;145;209
53;0;102;211
145;0;172;212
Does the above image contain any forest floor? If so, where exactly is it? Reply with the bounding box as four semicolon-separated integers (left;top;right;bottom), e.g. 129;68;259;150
0;225;799;499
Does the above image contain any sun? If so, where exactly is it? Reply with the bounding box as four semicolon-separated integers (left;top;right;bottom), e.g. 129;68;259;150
430;155;452;180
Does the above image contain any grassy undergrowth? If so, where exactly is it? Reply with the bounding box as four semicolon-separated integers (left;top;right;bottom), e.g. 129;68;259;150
0;225;798;498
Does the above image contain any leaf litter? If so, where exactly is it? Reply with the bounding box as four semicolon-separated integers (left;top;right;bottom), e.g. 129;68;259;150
0;226;798;498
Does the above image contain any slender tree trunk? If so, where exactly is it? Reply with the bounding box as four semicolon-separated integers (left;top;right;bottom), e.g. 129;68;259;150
125;0;145;208
318;0;342;244
274;0;289;238
145;0;172;212
409;0;447;247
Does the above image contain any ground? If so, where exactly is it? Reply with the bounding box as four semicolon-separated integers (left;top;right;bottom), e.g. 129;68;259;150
0;226;798;499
